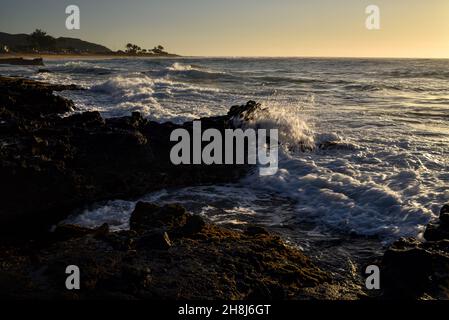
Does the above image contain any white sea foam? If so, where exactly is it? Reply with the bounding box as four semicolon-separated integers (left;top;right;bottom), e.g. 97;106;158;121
242;157;432;240
90;74;162;116
235;101;316;152
167;62;196;71
167;62;222;74
88;73;226;121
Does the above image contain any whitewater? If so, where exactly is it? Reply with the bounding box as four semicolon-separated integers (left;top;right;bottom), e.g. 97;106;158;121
2;57;448;264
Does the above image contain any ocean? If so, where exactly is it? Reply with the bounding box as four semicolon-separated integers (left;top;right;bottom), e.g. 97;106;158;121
2;57;448;267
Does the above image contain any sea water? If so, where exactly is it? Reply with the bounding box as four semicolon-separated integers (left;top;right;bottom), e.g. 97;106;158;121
2;57;448;268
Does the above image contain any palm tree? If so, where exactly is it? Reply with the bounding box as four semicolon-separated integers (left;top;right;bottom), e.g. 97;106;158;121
125;43;134;53
152;46;165;54
30;29;55;51
132;44;141;53
31;29;47;37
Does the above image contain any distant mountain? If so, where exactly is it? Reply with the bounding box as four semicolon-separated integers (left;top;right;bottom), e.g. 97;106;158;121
52;37;112;53
0;31;112;53
0;32;30;48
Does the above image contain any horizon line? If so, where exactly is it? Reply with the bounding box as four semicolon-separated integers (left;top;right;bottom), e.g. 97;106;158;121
179;55;449;60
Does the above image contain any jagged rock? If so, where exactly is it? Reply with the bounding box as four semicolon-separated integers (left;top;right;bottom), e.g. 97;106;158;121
136;231;172;250
228;100;262;121
0;58;44;66
424;224;449;242
381;204;449;299
424;204;449;241
0;203;332;300
181;215;206;236
130;202;188;232
53;224;94;240
245;226;270;237
381;238;434;298
440;204;449;226
130;202;207;238
53;223;109;241
94;223;110;238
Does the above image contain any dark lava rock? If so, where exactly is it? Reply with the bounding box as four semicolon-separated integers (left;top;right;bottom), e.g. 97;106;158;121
424;204;449;242
381;204;449;299
53;224;94;241
245;226;270;237
136;231;172;250
131;202;206;237
0;58;44;66
439;204;449;226
181;215;206;236
424;224;449;242
0;203;333;300
130;202;188;232
0;76;79;118
52;223;110;241
228;100;263;122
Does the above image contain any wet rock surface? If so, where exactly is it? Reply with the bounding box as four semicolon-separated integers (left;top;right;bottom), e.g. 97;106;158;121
381;204;449;299
0;203;340;300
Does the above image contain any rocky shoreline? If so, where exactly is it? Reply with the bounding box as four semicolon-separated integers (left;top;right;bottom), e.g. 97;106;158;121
0;202;337;300
0;57;45;66
380;205;449;299
0;76;447;300
0;76;251;237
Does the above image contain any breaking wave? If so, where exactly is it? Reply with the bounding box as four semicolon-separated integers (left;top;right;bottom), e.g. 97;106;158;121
163;62;236;81
49;61;116;75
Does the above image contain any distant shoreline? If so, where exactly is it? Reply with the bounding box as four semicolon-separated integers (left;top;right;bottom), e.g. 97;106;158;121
0;52;180;60
1;53;448;61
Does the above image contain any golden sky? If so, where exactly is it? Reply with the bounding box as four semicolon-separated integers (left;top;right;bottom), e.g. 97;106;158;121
1;0;448;58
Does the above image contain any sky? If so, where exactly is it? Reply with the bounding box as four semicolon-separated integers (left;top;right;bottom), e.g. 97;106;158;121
0;0;448;58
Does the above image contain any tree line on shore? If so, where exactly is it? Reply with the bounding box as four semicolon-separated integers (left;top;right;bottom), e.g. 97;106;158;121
0;29;172;56
123;43;167;55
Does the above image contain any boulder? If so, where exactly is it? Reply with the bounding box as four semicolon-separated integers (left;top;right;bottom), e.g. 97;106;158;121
440;204;449;225
424;204;449;241
136;231;172;250
245;225;270;237
130;202;188;232
181;215;206;236
381;204;449;299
